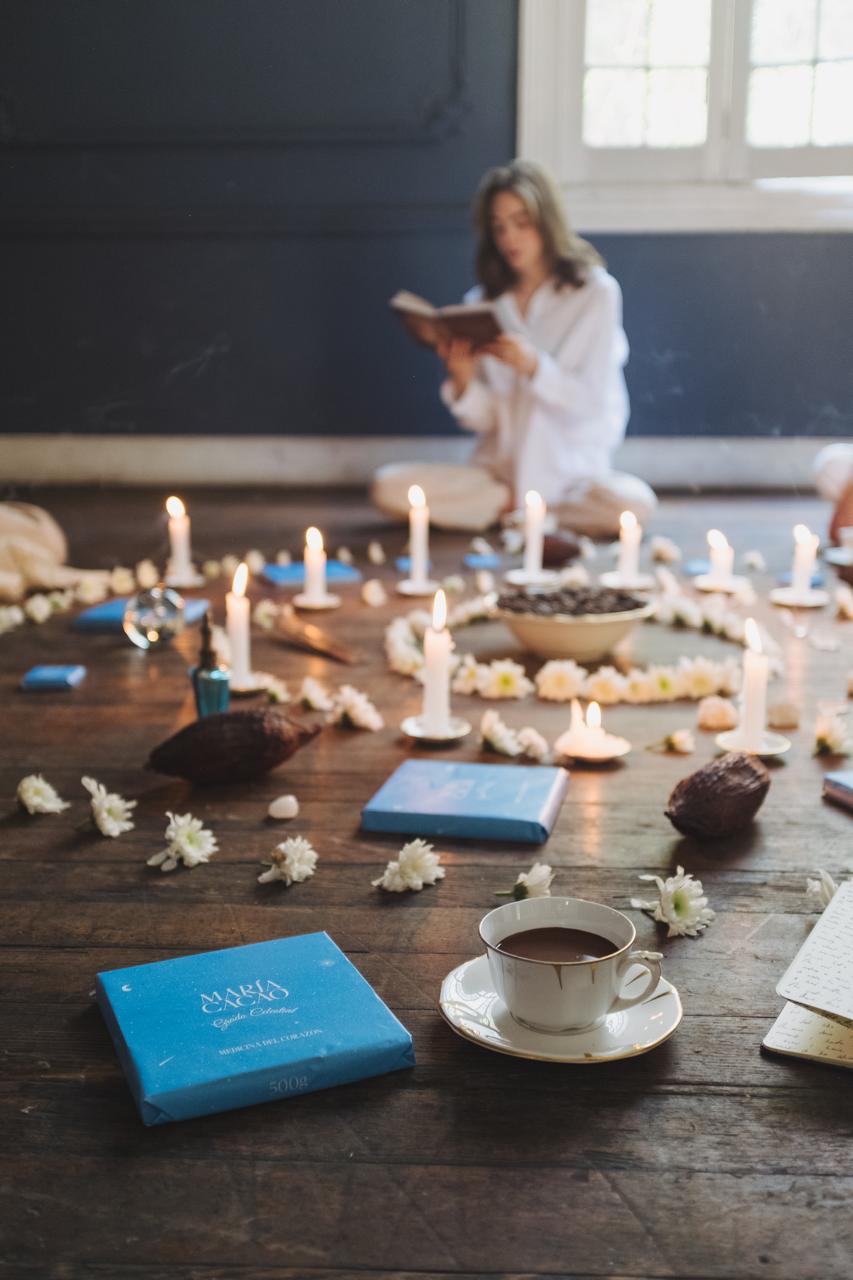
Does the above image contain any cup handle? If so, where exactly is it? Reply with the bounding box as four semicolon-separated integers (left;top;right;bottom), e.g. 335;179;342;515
609;950;663;1014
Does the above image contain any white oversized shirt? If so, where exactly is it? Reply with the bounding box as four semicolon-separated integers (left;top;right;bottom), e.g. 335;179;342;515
440;267;629;504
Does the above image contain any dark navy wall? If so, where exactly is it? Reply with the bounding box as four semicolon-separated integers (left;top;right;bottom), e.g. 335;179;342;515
1;1;851;441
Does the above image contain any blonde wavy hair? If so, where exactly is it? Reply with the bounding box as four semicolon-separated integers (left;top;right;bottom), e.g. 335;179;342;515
473;159;603;298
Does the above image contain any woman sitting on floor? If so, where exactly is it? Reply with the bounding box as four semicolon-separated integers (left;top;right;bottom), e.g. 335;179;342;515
372;159;656;536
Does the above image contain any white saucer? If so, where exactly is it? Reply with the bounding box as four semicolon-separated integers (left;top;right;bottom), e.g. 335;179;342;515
439;954;682;1064
165;570;206;589
715;728;792;758
553;733;631;764
400;714;471;743
694;573;751;594
824;547;853;568
292;592;341;610
396;579;441;597
769;586;830;609
502;568;561;588
598;570;655;591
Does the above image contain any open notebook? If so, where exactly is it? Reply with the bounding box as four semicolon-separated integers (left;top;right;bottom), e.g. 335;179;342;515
763;880;853;1069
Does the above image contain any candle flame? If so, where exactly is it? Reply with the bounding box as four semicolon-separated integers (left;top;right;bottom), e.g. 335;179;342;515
745;617;762;654
306;526;323;552
525;489;544;511
408;484;426;508
707;528;728;550
793;522;813;545
165;495;185;519
232;562;248;597
432;588;447;631
586;701;601;730
619;510;637;533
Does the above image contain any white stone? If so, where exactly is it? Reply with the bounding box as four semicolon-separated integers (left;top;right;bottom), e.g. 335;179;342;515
268;794;299;820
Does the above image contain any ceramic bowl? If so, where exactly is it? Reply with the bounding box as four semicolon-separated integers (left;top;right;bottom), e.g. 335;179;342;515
496;600;653;662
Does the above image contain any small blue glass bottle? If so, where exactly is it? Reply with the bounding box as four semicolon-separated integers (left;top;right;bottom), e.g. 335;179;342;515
190;610;230;718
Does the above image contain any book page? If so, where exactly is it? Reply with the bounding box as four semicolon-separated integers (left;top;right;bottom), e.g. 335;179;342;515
777;880;853;1023
763;1002;853;1069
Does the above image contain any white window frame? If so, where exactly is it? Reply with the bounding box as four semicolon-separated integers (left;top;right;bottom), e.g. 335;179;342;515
518;0;853;231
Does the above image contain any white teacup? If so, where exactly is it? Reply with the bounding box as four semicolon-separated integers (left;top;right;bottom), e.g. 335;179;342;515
479;896;663;1035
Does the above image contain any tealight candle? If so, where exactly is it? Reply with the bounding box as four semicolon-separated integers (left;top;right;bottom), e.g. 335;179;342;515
408;485;430;587
739;617;768;751
791;523;819;599
523;489;545;579
707;529;734;583
617;510;641;581
166;495;194;580
421;589;453;736
554;699;630;762
303;526;327;604
226;562;252;689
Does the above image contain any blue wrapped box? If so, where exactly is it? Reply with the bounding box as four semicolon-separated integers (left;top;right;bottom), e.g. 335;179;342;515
20;663;87;690
262;561;361;587
362;759;569;843
74;596;209;632
97;933;414;1126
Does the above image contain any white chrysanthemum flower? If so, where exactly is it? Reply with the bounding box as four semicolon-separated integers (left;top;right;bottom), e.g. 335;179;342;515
663;729;695;754
623;670;657;705
554;564;589;589
386;639;424;676
509;861;554;900
221;553;240;578
480;709;522;756
814;711;851;756
335;546;353;566
372;838;444;892
147;810;218;872
367;540;385;565
81;776;136;838
475;569;495;594
671;598;703;630
0;604;25;634
275;549;292;566
517;726;550;762
136;558;161;588
583;665;627;705
717;658;742;697
24;594;52;624
252;599;279;631
535;658;588;702
743;549;766;572
442;574;465;595
110;566;136;596
361;578;387;608
577;535;596;561
300;675;335;711
47;589;74;612
201;558;221;580
651;596;675;626
448;596;495;628
700;595;728;634
767;700;799;730
678;655;724;700
265;677;290;705
631;865;715;938
268;794;299;820
655;567;681;599
470;536;494;556
75;576;109;605
477;658;534;700
452;653;487;695
806;869;840;910
697;695;738;731
646;665;680;702
243;549;265;574
650;535;682;564
17;774;69;815
722;615;746;644
258;835;317;885
332;684;384;731
835;584;853;621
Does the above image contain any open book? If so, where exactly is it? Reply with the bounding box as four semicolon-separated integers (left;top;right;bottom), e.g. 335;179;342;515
389;290;502;351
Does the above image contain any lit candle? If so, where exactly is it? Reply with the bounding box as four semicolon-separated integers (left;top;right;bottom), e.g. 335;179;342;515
421;589;453;736
617;510;641;580
791;523;819;598
555;699;628;761
523;489;545;578
740;617;768;752
166;495;193;580
226;562;252;688
303;526;327;604
408;485;429;587
707;529;734;583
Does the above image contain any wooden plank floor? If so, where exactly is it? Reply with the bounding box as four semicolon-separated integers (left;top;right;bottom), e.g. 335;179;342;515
2;485;852;1280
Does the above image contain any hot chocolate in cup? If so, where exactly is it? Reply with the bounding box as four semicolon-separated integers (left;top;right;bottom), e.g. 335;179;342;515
479;896;662;1035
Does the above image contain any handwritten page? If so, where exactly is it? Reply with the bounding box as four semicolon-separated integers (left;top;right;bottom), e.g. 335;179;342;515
777;880;853;1024
763;1002;853;1069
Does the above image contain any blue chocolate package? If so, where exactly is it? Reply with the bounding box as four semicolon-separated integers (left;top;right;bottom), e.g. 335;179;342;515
74;597;209;632
362;759;569;843
20;664;87;690
96;933;414;1126
262;561;361;587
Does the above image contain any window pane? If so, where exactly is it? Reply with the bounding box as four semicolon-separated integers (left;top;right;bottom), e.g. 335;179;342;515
648;0;710;67
583;69;646;145
747;65;814;145
646;69;707;144
819;0;853;60
751;0;817;65
585;0;649;66
812;60;853;144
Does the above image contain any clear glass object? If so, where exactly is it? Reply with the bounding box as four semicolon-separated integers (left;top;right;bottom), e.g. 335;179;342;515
123;586;186;651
